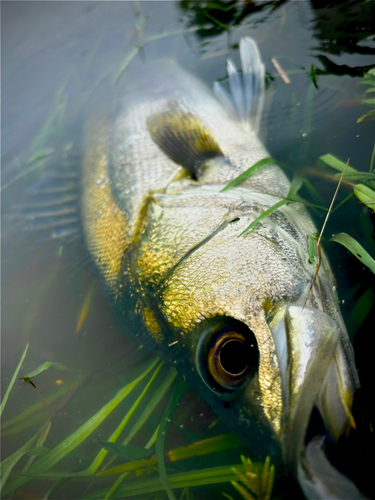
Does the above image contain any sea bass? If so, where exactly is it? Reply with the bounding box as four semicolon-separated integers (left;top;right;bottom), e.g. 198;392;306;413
81;39;360;494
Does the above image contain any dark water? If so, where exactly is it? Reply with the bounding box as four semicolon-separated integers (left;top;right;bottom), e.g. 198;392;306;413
1;2;375;499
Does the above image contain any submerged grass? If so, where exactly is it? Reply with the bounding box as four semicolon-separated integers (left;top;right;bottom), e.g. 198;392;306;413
0;343;29;417
1;348;272;500
3;15;375;500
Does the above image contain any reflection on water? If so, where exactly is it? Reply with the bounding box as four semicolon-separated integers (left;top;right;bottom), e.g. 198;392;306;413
1;1;374;499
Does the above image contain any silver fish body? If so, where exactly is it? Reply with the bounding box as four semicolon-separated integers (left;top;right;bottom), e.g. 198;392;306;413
81;38;360;490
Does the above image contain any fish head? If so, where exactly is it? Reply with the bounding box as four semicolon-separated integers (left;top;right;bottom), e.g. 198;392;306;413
134;185;359;472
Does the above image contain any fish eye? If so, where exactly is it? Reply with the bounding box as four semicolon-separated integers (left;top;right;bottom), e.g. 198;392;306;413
197;321;259;393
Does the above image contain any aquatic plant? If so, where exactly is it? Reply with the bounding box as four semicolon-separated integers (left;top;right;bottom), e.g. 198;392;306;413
1;348;271;500
223;455;275;500
2;6;374;499
357;68;375;124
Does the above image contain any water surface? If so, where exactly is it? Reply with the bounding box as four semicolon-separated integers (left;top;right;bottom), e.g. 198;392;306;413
2;2;374;499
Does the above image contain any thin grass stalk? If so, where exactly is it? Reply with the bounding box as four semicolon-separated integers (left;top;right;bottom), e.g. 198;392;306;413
104;425;159;499
1;343;29;417
303;159;350;308
2;358;159;496
91;361;163;474
155;378;187;500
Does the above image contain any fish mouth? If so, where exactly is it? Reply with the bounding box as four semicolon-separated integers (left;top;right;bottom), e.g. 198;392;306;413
272;306;364;497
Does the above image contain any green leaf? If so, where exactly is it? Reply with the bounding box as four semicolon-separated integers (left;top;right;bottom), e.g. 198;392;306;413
357;109;375;123
362;98;375;105
23;362;72;378
2;358;159;496
0;433;38;493
303;179;325;206
365;87;375;94
98;442;154;461
310;64;318;89
308;234;318;264
0;343;29;417
91;361;164;475
353;183;375;210
288;175;303;199
156;377;187;500
319;154;357;173
220;158;276;193
330;233;375;273
239;199;291;236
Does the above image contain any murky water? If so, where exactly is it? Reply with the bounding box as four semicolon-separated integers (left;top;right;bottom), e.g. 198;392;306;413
2;2;374;499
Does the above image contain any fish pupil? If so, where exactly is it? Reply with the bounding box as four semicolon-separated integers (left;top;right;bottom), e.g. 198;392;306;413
219;339;248;375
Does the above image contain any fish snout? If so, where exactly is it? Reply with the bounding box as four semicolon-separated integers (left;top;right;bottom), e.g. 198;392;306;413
273;306;357;475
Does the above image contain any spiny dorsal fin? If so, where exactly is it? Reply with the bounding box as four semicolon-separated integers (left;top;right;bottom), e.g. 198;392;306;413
10;147;81;244
147;107;224;178
214;37;265;134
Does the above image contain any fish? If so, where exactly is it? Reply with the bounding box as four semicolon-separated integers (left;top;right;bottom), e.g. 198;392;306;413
30;38;362;496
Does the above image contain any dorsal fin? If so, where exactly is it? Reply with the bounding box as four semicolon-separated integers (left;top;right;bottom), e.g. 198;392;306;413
147;107;225;178
214;37;265;134
10;146;81;244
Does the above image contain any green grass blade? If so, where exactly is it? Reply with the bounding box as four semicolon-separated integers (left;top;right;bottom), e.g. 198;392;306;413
220;158;276;192
2;358;159;496
24;447;50;457
0;433;38;492
90;361;163;474
103;426;159;499
168;434;241;462
239;199;290;236
97;442;154;461
86;463;247;499
114;46;140;84
308;234;318;264
99;434;241;477
101;368;177;475
310;64;318;89
23;420;52;472
23;361;75;378
0;343;29;417
335;172;375;182
303;179;325;206
331;233;375;273
27;148;55;164
353;183;375;210
319;154;357;173
3;372;88;435
156;377;187;500
124;368;177;445
288;176;303;200
331;192;354;213
369;143;375;174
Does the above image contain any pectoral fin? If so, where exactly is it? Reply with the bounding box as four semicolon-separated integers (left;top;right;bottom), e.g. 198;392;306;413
147;107;225;178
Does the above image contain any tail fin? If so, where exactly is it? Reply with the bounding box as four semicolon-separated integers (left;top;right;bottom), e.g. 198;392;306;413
214;37;265;134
